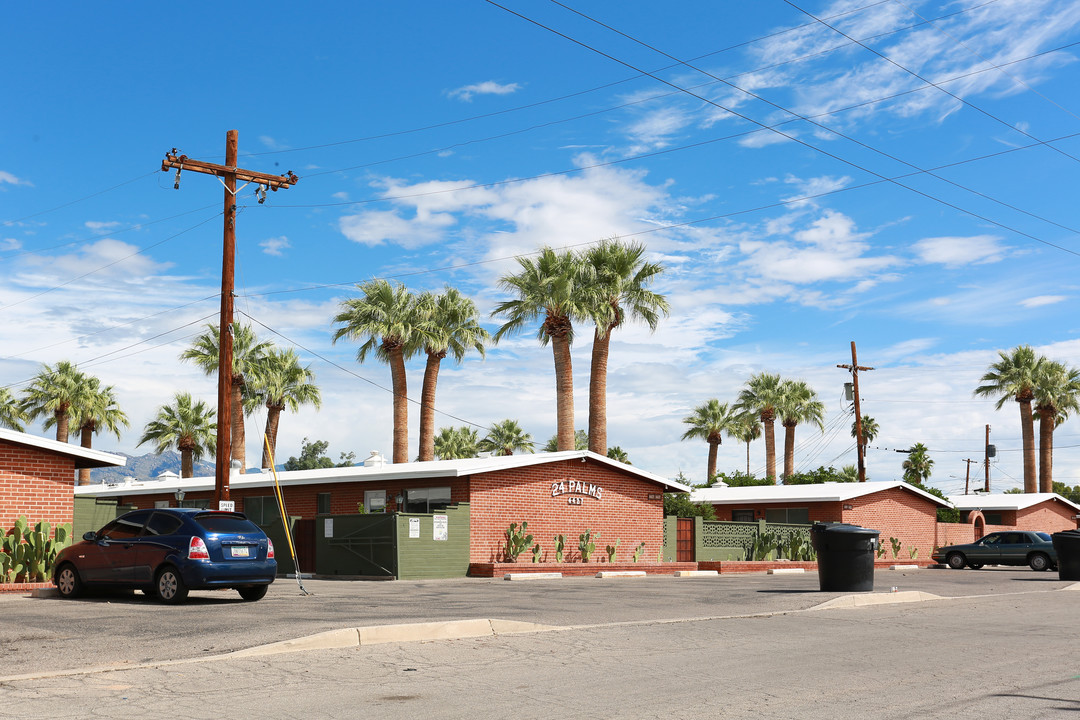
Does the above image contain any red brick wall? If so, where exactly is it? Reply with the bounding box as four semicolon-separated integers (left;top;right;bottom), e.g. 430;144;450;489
1015;502;1079;532
842;488;941;558
0;441;77;530
468;459;664;564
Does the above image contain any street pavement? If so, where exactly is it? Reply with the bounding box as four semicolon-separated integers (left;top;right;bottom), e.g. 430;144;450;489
1;568;1077;718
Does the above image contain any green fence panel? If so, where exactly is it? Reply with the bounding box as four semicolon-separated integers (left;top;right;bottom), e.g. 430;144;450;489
316;513;398;578
258;515;302;576
73;497;136;538
396;503;470;580
696;520;814;561
661;516;677;562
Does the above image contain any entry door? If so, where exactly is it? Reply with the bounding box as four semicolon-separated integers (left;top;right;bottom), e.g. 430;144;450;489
676;518;694;562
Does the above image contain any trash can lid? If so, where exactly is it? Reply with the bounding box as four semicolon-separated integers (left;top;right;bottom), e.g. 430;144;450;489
1052;529;1080;539
811;522;879;537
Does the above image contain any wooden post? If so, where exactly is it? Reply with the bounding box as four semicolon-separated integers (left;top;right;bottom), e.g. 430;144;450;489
838;341;873;482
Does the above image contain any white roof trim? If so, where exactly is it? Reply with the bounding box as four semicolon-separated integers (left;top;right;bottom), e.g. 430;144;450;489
0;428;126;469
691;480;951;508
74;450;690;497
948;493;1080;514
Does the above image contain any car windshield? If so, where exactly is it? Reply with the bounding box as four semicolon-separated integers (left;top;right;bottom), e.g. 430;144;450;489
194;513;262;535
1035;532;1051;541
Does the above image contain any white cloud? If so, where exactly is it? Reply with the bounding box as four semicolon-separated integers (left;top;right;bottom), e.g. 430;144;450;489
85;221;122;233
0;170;31;187
260;236;291;256
259;136;290;151
1020;295;1067;308
447;81;521;101
913;235;1007;267
1;238;21;251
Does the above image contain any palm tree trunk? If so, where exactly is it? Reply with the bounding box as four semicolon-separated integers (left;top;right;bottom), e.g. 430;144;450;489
231;377;246;473
418;352;443;462
1038;412;1054;493
707;439;718;482
180;447;194;479
1019;398;1036;492
54;409;70;443
390;347;409;463
78;424;94;486
552;333;575;452
746;440;751;476
764;417;776;483
588;327;611;455
261;404;283;469
783;422;796;480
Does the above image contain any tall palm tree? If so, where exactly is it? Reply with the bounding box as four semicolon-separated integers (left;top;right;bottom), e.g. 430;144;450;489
850;415;879;444
19;361;90;442
138;393;217;478
71;378;129;485
777;380;825;481
735;372;786;483
415;287;490;462
543;429;589;452
180;323;273;473
0;387;27;431
974;345;1041;492
902;442;934;485
493;248;591;452
253;348;322;468
332;280;422;464
583;238;669;455
1032;360;1080;493
730;412;762;476
433;426;479;460
479;419;535;456
681;399;741;483
606;446;631;464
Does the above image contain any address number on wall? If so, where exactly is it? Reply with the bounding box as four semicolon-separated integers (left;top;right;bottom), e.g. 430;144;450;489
567;496;583;505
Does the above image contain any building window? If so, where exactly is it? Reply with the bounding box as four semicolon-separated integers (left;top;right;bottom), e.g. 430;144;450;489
732;509;755;523
985;512;1003;525
765;508;810;525
403;487;452;514
317;492;332;515
365;490;387;513
179;499;210;510
243;496;280;525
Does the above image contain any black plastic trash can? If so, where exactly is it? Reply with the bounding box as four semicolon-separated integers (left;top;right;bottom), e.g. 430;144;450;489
811;522;879;592
1052;529;1080;581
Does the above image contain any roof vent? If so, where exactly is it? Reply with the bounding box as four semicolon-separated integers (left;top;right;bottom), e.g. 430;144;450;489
363;451;386;468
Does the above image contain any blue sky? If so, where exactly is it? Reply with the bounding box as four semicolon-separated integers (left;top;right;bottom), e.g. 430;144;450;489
3;1;1080;493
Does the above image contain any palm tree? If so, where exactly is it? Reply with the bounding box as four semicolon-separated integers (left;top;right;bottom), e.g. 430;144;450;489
332;280;422;464
19;361;90;442
180;323;273;473
681;399;741;483
974;346;1041;492
735;372;786;483
777;380;825;481
1032;360;1080;493
138;393;217;478
850;415;879;444
433;426;479;460
543;429;589;452
606;446;631;464
583;239;669;455
479;419;535;456
71;378;129;485
730;412;762;476
253;348;322;469
902;442;934;485
493;248;591;452
415;287;490;462
0;387;27;431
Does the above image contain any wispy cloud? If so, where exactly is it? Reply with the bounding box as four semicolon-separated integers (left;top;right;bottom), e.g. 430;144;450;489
0;170;32;187
85;220;122;234
1020;295;1067;308
913;235;1007;267
259;236;291;256
446;80;521;102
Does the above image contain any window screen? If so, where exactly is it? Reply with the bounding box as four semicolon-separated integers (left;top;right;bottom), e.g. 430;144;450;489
243;496;280;525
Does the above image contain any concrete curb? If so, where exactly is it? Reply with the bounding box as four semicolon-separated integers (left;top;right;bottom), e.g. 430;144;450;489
809;590;943;610
504;572;563;581
767;568;805;575
674;570;718;578
888;564;920;570
595;571;647;579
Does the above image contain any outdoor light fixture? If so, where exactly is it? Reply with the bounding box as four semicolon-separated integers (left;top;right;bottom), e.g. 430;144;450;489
395;494;404;505
174;489;186;503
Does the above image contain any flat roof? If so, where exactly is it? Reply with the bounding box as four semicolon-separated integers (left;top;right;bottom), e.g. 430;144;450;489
0;428;127;469
74;450;691;498
948;492;1080;514
691;480;951;508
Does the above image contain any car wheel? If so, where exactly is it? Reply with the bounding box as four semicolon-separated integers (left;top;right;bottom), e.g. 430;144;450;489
1028;553;1050;572
946;553;966;570
155;567;189;603
237;585;268;602
55;564;82;599
967;562;984;570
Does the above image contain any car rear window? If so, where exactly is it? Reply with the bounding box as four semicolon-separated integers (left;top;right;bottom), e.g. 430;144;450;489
1036;532;1051;541
194;513;262;535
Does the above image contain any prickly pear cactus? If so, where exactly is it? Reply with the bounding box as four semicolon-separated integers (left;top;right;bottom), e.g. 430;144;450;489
578;529;598;563
504;521;534;562
553;534;565;563
605;539;621;563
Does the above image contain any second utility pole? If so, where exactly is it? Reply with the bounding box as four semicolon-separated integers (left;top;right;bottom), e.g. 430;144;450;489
162;131;298;508
838;341;874;482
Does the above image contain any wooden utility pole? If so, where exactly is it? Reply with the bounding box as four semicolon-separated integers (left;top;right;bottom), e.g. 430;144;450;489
838;341;874;482
162;131;298;508
984;424;992;493
962;458;978;494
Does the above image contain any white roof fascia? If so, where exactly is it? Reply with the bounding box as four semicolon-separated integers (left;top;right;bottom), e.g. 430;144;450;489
74;450;690;498
691;480;950;508
0;428;126;469
948;493;1080;514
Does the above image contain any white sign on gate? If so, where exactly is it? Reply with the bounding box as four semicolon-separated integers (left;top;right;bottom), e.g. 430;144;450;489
433;514;448;541
409;517;420;539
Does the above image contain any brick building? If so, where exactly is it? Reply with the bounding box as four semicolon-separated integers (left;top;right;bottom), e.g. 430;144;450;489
1;428;126;529
74;450;689;566
948;493;1080;536
691;481;951;557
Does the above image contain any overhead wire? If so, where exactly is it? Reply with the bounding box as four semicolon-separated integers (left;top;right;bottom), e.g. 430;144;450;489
1;171;159;228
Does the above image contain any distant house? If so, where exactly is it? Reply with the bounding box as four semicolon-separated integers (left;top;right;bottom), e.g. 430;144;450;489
0;428;126;529
948;493;1080;536
691;481;951;557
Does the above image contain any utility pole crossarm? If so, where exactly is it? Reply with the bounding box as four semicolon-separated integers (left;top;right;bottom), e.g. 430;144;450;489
162;152;299;190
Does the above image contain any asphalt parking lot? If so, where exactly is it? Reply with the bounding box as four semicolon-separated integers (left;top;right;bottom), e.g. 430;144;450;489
1;565;1074;680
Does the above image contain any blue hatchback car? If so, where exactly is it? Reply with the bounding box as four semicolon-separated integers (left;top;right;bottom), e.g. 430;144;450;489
53;508;276;603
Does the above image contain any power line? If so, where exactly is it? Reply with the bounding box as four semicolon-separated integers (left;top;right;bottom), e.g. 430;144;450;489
1;171;158;228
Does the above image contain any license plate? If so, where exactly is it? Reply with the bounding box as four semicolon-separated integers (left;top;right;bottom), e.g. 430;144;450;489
230;546;251;558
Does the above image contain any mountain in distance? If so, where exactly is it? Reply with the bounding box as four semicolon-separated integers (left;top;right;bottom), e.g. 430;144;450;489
89;450;215;485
